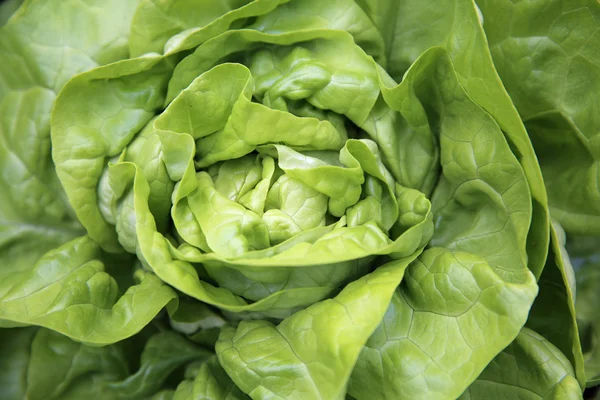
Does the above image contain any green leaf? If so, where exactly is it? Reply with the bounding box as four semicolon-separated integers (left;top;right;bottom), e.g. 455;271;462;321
525;222;586;388
349;248;536;400
169;299;227;348
460;328;582;399
216;253;421;400
569;235;600;386
173;356;249;400
0;236;177;345
249;0;385;63
51;56;173;252
130;0;288;57
0;326;212;399
358;0;550;278
347;47;538;400
0;0;23;27
108;331;213;398
166;31;381;122
153;391;176;400
476;0;600;235
0;327;129;400
0;327;37;399
0;0;143;287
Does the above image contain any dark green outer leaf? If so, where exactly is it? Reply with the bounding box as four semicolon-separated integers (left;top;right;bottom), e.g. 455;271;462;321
526;222;586;388
460;328;582;399
476;0;600;235
356;0;550;279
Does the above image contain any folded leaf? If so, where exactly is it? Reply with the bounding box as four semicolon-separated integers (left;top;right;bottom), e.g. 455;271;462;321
0;236;177;345
217;254;421;399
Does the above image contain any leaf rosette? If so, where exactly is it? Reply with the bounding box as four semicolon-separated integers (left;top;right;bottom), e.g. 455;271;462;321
43;0;544;398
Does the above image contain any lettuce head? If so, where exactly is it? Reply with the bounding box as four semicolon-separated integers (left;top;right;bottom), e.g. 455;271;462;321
0;0;598;399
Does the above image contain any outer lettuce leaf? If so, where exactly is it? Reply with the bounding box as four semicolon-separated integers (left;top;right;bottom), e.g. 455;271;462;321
0;0;174;337
0;237;176;345
0;327;211;399
525;222;586;388
569;235;600;387
172;356;249;400
476;0;600;389
0;327;129;399
476;0;600;235
350;248;536;400
0;0;143;288
0;0;22;26
0;327;37;399
107;331;213;398
168;300;227;348
460;328;582;399
248;0;386;64
347;47;537;400
355;0;550;279
216;254;420;399
130;0;383;62
153;392;176;400
129;0;289;57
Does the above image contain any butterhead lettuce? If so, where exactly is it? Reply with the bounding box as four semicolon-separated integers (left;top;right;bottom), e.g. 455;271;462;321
0;0;597;399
